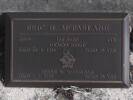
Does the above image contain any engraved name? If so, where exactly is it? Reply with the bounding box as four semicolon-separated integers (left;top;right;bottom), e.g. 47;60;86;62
26;23;110;33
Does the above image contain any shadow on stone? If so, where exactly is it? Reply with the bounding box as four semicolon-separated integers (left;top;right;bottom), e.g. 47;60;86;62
0;14;5;83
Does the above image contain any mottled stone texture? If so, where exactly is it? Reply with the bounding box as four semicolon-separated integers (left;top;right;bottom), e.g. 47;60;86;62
0;0;133;100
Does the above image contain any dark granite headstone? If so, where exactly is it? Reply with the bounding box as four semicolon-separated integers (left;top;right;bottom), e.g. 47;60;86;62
3;12;130;88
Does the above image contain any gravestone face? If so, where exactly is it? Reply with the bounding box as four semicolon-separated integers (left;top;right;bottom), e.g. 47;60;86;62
0;0;133;100
3;13;130;88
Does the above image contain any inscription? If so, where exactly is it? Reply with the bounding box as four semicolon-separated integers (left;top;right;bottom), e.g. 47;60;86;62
17;69;117;81
12;19;121;81
26;23;110;33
